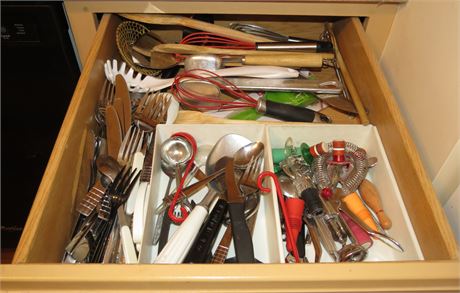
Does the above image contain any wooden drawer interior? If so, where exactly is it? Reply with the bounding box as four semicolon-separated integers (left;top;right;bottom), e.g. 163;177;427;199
13;12;457;269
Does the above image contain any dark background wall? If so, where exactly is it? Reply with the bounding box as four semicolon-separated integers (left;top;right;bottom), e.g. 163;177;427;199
1;1;80;255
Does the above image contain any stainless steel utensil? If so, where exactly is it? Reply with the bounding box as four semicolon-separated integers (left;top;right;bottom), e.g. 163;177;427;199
114;75;132;136
153;136;193;250
105;105;123;159
134;92;171;131
117;125;145;166
216;78;342;94
154;134;254;264
225;158;255;263
229;22;315;43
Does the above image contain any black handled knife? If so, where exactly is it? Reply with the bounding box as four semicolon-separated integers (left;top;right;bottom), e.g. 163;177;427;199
225;158;255;263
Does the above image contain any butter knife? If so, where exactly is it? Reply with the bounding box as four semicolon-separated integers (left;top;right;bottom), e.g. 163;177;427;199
115;74;132;136
105;105;123;159
225;158;255;263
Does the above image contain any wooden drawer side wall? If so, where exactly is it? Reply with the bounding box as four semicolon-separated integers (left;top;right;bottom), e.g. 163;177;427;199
333;18;458;260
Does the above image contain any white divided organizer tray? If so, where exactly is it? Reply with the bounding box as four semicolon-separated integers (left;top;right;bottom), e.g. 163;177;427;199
139;124;284;264
267;124;424;262
139;124;423;264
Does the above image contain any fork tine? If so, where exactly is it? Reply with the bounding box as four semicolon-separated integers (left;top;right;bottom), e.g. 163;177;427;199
123;169;141;196
117;126;133;165
133;92;173;130
238;154;264;197
117;125;144;166
159;96;172;122
239;156;256;185
135;93;148;116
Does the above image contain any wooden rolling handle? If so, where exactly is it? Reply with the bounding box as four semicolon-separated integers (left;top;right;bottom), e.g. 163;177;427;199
119;13;273;43
243;54;323;68
358;179;392;230
154;44;334;58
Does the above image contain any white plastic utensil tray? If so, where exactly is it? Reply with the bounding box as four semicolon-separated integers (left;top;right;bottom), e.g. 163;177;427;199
139;124;423;264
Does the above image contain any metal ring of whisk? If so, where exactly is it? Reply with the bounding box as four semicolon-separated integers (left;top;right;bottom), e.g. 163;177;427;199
312;140;368;197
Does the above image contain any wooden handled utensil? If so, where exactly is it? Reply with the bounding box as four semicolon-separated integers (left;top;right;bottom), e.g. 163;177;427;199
154;43;334;58
153;44;333;68
358;179;392;230
118;13;273;43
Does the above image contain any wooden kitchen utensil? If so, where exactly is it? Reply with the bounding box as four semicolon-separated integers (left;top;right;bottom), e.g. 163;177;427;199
118;13;273;43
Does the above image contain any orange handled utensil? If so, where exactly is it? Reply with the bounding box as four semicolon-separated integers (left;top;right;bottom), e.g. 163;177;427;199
358;179;392;230
340;191;378;232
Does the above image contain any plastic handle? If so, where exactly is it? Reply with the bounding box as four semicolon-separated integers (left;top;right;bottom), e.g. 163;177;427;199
301;187;324;216
340;211;372;249
228;202;255;263
341;192;378;232
154;205;208;264
120;226;138;264
285;198;305;252
184;199;228;263
255;41;333;53
214;66;299;79
139;66;299;92
261;100;316;122
358;179;392;230
126;152;145;215
132;182;149;244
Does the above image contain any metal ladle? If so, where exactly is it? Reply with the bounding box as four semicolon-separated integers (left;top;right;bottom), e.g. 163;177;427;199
153;136;193;249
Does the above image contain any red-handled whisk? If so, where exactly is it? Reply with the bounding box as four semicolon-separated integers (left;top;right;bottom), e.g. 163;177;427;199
181;32;255;50
171;69;331;123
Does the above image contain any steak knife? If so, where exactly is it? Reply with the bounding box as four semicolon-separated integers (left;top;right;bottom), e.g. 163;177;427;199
224;158;255;263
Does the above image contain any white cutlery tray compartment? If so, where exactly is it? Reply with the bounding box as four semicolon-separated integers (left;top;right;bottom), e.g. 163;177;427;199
139;124;423;264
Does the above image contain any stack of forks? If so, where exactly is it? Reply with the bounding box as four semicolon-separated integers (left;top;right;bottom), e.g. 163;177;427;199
66;74;173;263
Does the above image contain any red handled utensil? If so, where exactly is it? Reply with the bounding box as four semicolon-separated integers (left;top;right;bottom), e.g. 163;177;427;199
180;32;333;53
171;69;331;123
257;171;300;263
285;198;305;253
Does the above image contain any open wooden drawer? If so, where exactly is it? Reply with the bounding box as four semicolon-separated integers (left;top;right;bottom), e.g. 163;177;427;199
2;13;459;292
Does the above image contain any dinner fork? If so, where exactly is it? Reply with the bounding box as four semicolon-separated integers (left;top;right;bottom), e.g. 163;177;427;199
98;166;141;221
95;79;116;126
117;125;145;166
134;92;171;130
238;154;264;197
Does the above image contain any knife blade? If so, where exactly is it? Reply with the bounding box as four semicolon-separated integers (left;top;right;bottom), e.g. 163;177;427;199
115;74;132;136
224;158;255;263
105;105;123;159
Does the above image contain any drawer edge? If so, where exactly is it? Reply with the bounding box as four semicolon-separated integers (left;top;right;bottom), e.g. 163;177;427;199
1;261;459;292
